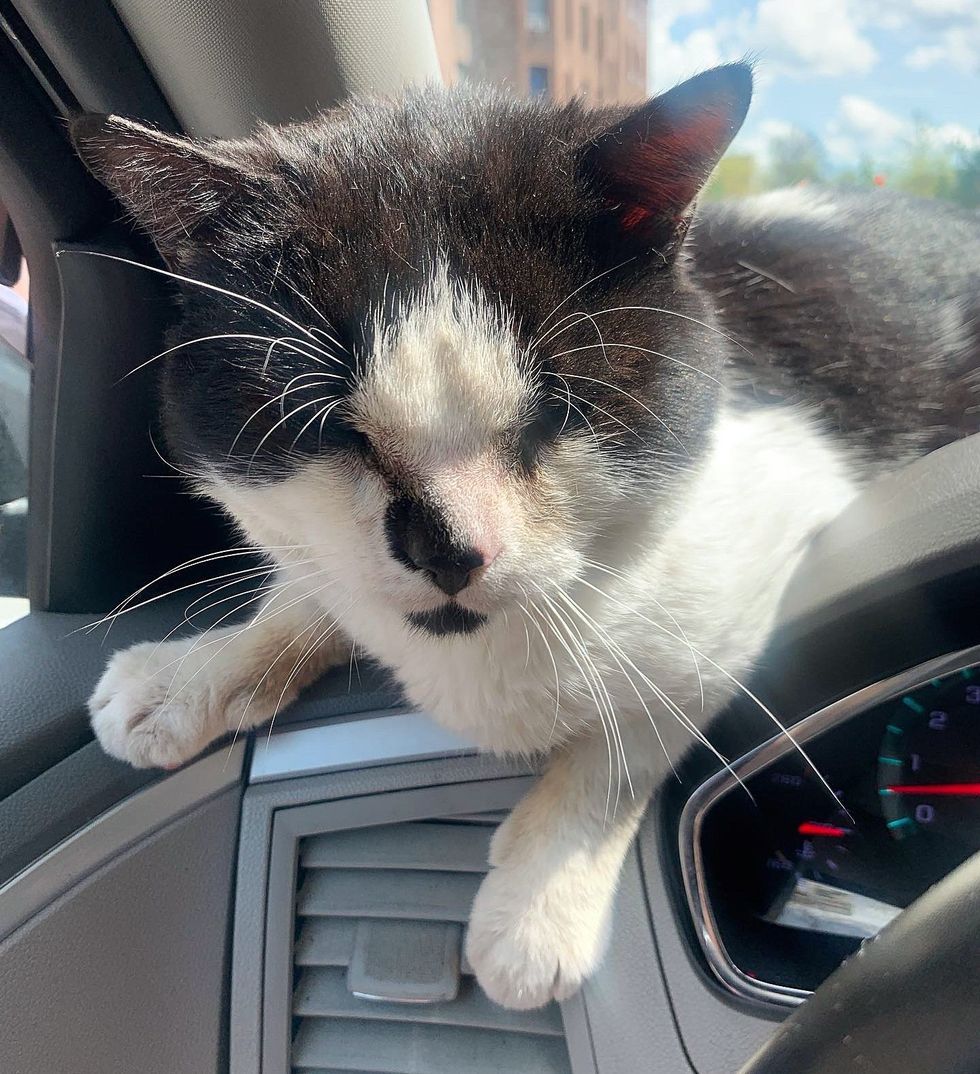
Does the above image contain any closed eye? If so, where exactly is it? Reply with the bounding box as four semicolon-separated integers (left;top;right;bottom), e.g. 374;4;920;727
517;397;572;472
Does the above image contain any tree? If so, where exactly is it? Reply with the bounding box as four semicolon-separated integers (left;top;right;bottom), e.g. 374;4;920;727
704;153;759;201
833;154;879;190
951;145;980;209
764;129;826;188
892;120;956;200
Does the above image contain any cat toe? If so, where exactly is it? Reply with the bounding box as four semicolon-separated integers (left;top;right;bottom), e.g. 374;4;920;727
465;865;608;1010
88;642;222;769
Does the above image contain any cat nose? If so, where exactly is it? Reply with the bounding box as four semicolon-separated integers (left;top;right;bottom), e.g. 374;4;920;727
407;542;488;597
386;496;500;597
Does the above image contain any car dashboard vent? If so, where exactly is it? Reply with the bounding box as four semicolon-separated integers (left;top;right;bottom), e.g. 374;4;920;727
289;814;573;1073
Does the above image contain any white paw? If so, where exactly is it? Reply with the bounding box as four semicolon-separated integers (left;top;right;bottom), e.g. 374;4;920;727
89;639;246;769
465;857;613;1010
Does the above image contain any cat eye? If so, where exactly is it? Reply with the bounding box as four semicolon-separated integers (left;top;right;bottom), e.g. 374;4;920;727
517;399;572;472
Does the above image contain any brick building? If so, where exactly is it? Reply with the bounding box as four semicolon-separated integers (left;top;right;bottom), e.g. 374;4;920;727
428;0;649;104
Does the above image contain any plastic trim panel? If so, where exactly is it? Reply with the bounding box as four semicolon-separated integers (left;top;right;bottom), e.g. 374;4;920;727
0;740;245;942
680;641;980;1008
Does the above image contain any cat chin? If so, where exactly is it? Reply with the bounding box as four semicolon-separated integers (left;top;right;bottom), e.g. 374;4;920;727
405;604;489;637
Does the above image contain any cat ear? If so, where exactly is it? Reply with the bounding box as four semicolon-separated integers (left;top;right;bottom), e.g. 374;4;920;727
70;113;264;264
579;62;753;253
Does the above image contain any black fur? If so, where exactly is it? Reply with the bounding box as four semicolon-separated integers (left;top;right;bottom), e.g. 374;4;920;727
692;192;980;468
70;64;980;508
407;605;488;636
385;495;485;596
70;69;751;491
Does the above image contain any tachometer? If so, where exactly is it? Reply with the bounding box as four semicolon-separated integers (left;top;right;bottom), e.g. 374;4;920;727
878;669;980;843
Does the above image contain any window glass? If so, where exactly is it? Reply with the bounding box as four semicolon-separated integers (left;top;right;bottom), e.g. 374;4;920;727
427;0;977;205
527;0;551;34
0;249;29;627
529;65;550;96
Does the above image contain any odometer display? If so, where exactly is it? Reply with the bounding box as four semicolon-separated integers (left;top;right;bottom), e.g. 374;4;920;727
878;669;980;848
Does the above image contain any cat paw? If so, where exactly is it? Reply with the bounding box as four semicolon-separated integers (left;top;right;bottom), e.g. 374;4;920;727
88;640;243;769
465;860;612;1010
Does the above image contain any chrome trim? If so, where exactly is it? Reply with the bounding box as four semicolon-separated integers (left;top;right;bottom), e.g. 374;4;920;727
679;642;980;1009
249;707;478;783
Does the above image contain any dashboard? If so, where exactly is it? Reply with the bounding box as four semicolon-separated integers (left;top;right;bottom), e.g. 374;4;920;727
681;645;980;1007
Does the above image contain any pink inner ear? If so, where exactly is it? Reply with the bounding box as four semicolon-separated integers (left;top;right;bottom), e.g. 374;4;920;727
620;205;652;230
616;105;735;228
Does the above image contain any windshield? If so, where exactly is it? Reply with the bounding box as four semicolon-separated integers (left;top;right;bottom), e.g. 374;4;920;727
428;0;979;208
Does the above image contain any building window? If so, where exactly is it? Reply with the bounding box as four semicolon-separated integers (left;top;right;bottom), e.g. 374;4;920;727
597;15;604;59
566;0;574;39
527;0;551;33
455;0;470;25
529;65;550;97
581;4;589;50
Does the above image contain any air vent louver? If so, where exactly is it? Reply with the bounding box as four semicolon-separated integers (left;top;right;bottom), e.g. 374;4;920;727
289;818;573;1074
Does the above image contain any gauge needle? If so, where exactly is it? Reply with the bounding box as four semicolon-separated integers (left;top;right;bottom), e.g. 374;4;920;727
886;783;980;796
797;822;852;837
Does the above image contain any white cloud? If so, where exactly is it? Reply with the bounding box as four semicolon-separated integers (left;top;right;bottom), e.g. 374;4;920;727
824;95;908;161
926;123;980;150
823;94;979;163
905;44;947;69
648;19;725;91
887;0;975;17
839;95;908;144
753;0;878;77
732;118;797;163
856;0;976;26
903;22;980;73
648;0;880;93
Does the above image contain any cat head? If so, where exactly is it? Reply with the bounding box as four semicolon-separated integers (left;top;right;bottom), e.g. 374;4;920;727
72;64;751;637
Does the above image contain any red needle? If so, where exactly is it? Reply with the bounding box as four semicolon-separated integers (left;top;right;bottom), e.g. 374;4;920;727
887;783;980;796
798;822;851;837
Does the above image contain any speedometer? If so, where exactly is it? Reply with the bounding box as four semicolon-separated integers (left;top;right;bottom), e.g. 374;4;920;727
878;669;980;843
684;651;980;1006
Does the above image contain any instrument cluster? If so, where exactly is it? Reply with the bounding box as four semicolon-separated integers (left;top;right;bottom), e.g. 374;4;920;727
682;653;980;1005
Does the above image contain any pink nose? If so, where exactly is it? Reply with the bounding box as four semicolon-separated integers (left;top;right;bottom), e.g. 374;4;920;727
475;541;502;569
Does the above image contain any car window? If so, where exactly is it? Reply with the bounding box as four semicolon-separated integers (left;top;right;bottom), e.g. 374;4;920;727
0;252;29;628
427;0;979;207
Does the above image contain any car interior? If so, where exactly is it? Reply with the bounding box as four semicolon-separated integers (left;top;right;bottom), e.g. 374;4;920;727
1;2;980;1073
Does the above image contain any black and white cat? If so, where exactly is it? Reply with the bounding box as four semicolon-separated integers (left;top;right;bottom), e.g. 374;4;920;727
73;64;980;1010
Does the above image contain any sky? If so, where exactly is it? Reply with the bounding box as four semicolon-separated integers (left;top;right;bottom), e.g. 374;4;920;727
647;0;980;169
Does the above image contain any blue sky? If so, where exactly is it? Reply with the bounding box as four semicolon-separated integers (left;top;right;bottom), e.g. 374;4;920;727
647;0;980;168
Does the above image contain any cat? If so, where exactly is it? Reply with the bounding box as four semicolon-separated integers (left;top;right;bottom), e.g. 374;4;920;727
72;62;980;1010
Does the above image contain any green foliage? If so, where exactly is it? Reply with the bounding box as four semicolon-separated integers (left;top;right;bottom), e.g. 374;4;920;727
951;146;980;209
764;129;826;187
717;118;980;209
833;154;877;190
703;153;759;201
892;120;957;200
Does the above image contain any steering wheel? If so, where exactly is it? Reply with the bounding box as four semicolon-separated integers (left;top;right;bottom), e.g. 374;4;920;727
738;847;980;1074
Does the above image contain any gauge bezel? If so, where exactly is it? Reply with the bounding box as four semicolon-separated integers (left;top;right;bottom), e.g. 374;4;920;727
679;643;980;1009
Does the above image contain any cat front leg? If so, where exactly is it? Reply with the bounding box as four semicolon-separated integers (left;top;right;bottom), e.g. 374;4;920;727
89;584;350;769
465;732;653;1009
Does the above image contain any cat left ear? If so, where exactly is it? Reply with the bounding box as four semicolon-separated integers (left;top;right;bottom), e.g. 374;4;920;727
579;62;753;253
71;113;263;264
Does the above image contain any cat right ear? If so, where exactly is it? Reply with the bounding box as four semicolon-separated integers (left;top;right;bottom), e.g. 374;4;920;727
70;113;263;265
578;63;753;256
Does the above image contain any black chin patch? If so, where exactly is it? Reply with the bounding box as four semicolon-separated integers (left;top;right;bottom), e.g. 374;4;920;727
407;604;487;637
